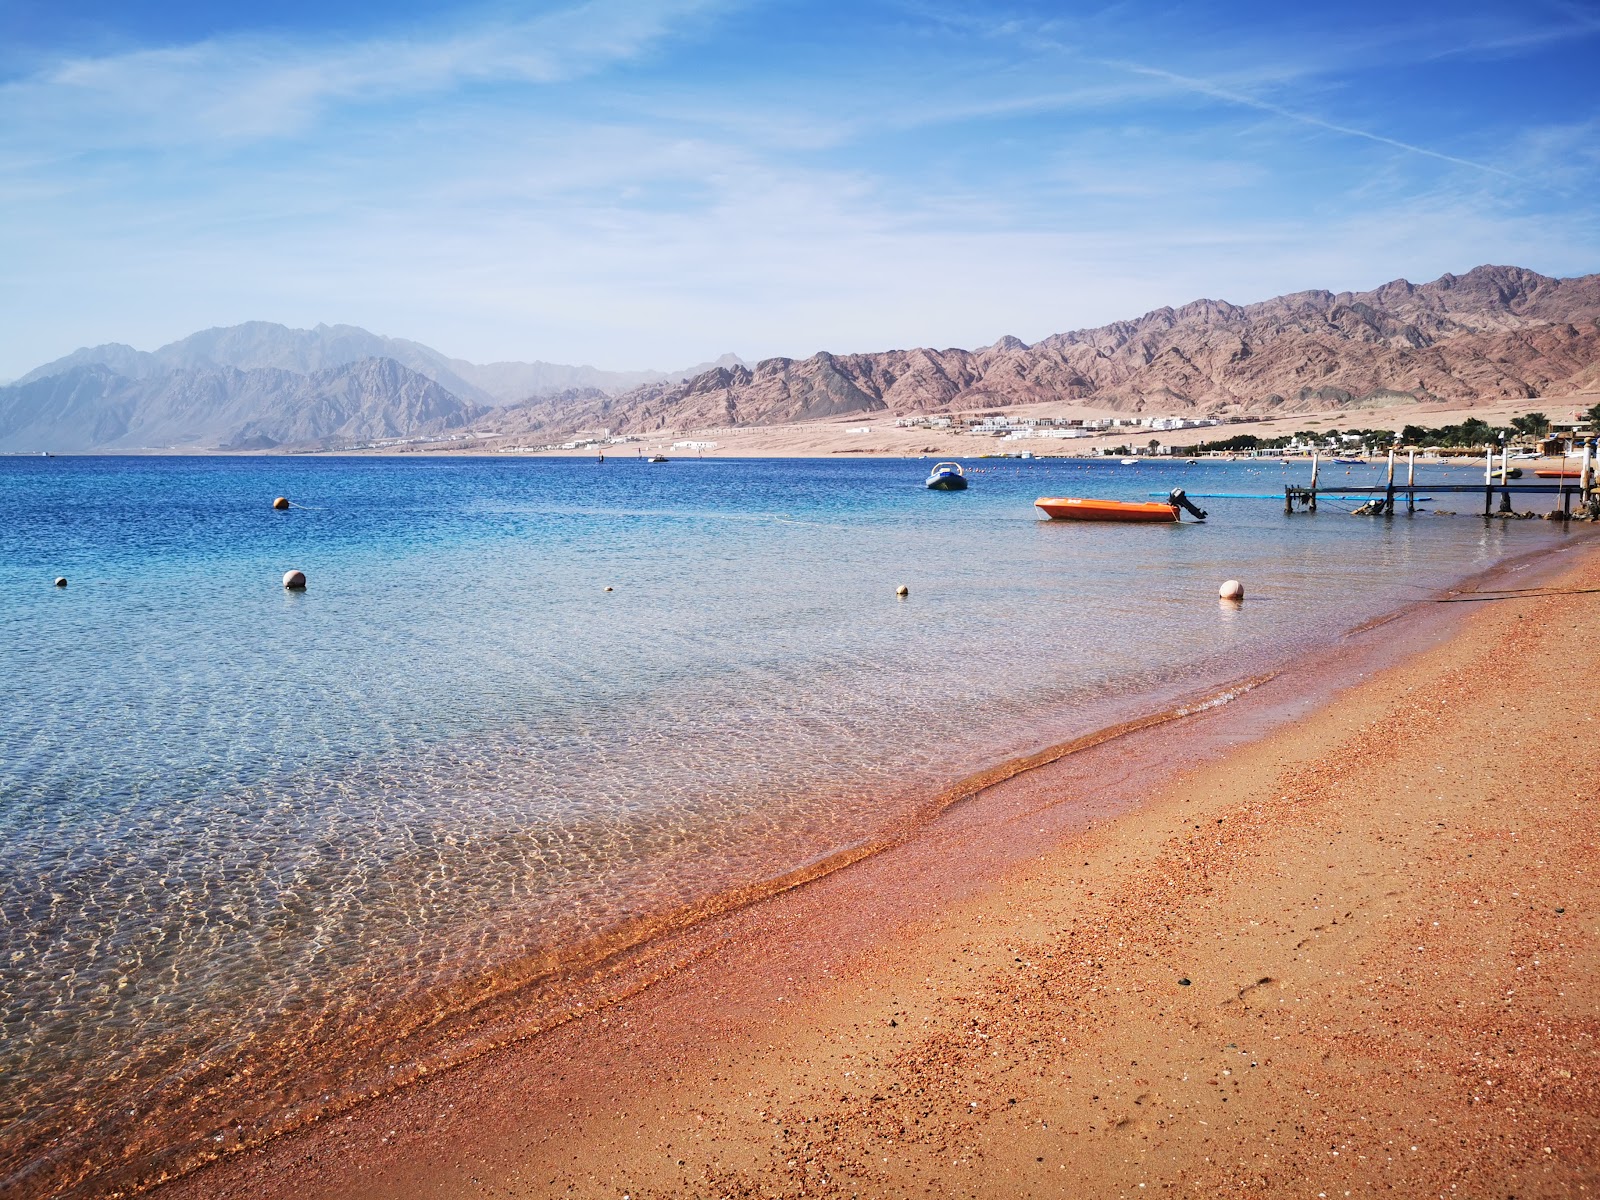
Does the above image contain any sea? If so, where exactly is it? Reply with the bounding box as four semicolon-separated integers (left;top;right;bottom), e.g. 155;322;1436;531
0;452;1585;1197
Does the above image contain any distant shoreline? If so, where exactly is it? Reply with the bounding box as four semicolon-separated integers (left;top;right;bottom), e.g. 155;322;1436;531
9;389;1593;461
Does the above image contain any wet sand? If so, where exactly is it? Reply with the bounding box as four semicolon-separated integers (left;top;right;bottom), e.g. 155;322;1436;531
159;542;1600;1200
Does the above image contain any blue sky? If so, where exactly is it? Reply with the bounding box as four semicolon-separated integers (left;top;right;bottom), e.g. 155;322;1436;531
2;0;1597;379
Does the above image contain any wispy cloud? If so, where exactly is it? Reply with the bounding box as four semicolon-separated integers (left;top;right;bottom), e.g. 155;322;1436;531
1;0;730;149
1;0;1596;381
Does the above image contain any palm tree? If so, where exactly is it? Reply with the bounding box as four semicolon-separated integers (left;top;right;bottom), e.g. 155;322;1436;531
1511;412;1550;440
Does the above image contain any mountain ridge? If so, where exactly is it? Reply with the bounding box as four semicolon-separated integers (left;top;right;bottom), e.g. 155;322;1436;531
5;266;1596;453
485;264;1597;439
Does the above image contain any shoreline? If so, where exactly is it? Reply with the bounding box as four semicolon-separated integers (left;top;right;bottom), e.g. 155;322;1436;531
151;538;1600;1199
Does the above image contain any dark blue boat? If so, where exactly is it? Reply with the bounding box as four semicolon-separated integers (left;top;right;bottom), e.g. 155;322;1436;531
925;461;967;490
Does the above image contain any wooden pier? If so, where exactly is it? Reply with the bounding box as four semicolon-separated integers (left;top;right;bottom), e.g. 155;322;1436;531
1285;444;1598;519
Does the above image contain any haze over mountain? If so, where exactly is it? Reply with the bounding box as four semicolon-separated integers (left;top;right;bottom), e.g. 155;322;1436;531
3;266;1596;453
14;322;740;405
2;359;486;453
0;325;742;451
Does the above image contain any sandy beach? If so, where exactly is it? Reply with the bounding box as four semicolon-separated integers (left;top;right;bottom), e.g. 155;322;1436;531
155;539;1600;1200
11;2;1600;1193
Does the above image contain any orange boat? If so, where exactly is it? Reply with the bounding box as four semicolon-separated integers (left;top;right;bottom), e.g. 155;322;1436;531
1036;497;1180;522
1037;488;1208;523
1534;468;1583;478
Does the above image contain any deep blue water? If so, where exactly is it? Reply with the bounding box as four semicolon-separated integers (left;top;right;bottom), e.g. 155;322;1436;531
0;452;1581;1196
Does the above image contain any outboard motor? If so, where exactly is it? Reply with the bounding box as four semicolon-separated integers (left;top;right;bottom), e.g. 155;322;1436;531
1168;488;1208;521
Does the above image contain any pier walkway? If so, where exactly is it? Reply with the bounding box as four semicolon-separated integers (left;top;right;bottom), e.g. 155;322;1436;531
1282;444;1598;518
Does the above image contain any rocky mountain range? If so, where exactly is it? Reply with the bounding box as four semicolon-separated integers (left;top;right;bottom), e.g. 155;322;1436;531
488;265;1600;439
4;266;1596;452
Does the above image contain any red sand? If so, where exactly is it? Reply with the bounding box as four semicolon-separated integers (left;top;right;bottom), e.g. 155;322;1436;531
156;547;1600;1200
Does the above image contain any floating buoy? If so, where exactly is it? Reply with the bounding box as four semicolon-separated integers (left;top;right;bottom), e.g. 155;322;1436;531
283;569;307;590
1218;579;1244;601
272;496;290;510
54;577;67;588
604;586;614;592
896;585;909;597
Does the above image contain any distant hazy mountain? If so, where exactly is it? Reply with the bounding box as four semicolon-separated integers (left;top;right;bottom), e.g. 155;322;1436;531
0;358;484;452
16;322;744;406
447;351;744;404
497;265;1600;438
3;323;745;451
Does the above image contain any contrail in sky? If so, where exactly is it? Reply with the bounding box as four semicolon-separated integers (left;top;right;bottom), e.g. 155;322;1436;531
1108;59;1518;180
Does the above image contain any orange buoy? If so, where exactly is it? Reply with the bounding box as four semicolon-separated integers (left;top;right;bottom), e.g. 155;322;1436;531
272;496;290;510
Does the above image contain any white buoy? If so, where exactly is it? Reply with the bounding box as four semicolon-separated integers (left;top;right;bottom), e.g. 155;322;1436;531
1218;579;1244;601
283;569;307;590
896;584;909;597
604;586;614;592
53;577;67;588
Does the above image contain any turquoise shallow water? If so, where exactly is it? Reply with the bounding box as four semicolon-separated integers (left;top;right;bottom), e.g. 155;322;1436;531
0;453;1580;1196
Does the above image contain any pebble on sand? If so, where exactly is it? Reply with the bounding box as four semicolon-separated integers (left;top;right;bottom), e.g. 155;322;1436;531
283;569;307;590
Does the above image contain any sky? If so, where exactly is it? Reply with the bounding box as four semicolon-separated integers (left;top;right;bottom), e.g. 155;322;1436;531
2;0;1598;380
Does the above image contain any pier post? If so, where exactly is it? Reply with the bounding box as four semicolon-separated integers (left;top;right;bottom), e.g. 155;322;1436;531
1499;441;1514;513
1583;439;1594;506
1407;450;1416;514
1385;448;1397;515
1309;452;1319;512
1483;443;1494;518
